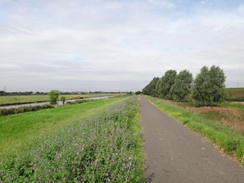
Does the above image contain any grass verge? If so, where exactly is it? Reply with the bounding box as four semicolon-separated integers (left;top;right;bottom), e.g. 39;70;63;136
0;96;129;155
0;96;145;182
146;96;244;165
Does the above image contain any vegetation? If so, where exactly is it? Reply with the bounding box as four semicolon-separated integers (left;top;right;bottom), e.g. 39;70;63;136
192;66;226;106
0;96;145;182
0;105;54;117
0;94;120;106
171;70;193;101
0;96;129;155
61;96;66;105
146;96;244;165
135;91;142;95
143;65;226;106
48;90;60;105
226;88;244;102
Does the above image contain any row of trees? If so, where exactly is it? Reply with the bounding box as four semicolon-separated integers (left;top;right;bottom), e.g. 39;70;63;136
142;65;226;106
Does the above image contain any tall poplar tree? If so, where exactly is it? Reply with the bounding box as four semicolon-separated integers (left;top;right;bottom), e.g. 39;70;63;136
192;65;225;106
171;70;193;101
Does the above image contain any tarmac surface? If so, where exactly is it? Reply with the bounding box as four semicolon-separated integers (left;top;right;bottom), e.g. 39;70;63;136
140;95;244;183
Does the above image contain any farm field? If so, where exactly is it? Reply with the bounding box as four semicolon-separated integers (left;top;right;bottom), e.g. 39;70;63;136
0;95;144;182
226;88;244;101
146;96;244;165
0;93;120;106
0;95;129;155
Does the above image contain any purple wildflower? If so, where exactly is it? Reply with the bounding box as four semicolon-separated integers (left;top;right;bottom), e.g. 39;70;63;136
127;162;132;166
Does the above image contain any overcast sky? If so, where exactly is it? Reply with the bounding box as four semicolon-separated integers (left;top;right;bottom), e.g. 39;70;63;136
0;0;244;92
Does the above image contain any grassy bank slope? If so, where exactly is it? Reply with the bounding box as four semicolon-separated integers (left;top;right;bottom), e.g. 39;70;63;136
0;96;129;155
0;96;145;182
146;96;244;165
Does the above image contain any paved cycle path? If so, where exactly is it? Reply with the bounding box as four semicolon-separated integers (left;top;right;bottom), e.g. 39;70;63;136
140;96;244;183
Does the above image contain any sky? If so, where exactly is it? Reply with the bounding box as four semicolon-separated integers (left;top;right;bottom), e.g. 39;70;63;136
0;0;244;92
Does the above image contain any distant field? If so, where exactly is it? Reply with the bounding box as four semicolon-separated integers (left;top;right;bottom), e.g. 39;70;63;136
226;88;244;101
0;95;129;155
0;93;120;106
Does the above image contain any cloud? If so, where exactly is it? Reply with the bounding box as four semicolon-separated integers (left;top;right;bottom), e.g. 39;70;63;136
0;0;244;91
148;0;175;8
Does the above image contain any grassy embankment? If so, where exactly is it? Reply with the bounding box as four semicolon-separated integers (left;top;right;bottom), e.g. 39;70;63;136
0;96;145;182
0;93;119;106
146;96;244;165
0;96;128;155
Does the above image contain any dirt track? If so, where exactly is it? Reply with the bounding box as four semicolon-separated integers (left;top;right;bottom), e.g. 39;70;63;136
140;95;244;183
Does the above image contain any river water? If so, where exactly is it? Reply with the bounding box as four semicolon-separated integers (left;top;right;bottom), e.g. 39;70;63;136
0;96;111;109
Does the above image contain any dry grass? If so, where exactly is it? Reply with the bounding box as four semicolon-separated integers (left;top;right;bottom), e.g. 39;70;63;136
226;88;244;101
167;101;244;134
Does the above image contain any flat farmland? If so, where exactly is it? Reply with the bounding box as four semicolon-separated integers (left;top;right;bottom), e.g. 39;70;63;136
226;88;244;101
0;93;120;106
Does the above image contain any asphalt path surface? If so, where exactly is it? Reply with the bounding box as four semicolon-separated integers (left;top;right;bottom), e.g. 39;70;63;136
140;96;244;183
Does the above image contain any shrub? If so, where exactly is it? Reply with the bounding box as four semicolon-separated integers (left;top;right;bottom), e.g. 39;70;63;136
48;90;60;105
0;105;54;117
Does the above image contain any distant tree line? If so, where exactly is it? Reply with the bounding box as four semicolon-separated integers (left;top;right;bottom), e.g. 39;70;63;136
142;65;226;106
0;91;130;96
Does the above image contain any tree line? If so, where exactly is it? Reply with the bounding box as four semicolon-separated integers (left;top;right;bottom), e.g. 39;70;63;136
142;65;226;106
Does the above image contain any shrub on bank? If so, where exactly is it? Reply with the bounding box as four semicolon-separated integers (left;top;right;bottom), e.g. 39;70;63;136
0;105;54;117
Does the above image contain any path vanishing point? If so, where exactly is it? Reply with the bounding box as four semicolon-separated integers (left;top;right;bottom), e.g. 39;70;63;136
140;96;244;183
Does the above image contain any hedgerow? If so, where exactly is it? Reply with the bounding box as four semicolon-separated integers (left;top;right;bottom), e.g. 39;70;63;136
0;105;54;117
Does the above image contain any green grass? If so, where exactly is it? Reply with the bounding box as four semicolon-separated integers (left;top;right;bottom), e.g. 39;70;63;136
0;96;129;155
0;96;145;182
0;94;118;106
146;96;244;165
218;102;244;110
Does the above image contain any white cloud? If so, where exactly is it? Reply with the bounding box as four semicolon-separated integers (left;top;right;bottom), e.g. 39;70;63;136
237;5;244;15
148;0;174;8
0;0;244;91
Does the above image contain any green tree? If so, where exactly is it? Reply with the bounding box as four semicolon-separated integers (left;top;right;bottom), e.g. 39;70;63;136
135;91;142;95
61;96;66;105
208;65;226;103
192;65;226;106
142;77;159;96
48;90;60;105
155;78;162;98
159;70;177;99
171;70;193;101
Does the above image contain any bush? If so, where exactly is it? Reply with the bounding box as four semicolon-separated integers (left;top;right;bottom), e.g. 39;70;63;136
0;105;54;117
48;90;60;105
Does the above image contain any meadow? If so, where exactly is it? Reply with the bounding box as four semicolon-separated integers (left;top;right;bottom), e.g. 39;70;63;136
0;96;128;155
0;96;145;182
0;93;119;106
146;96;244;165
226;88;244;101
